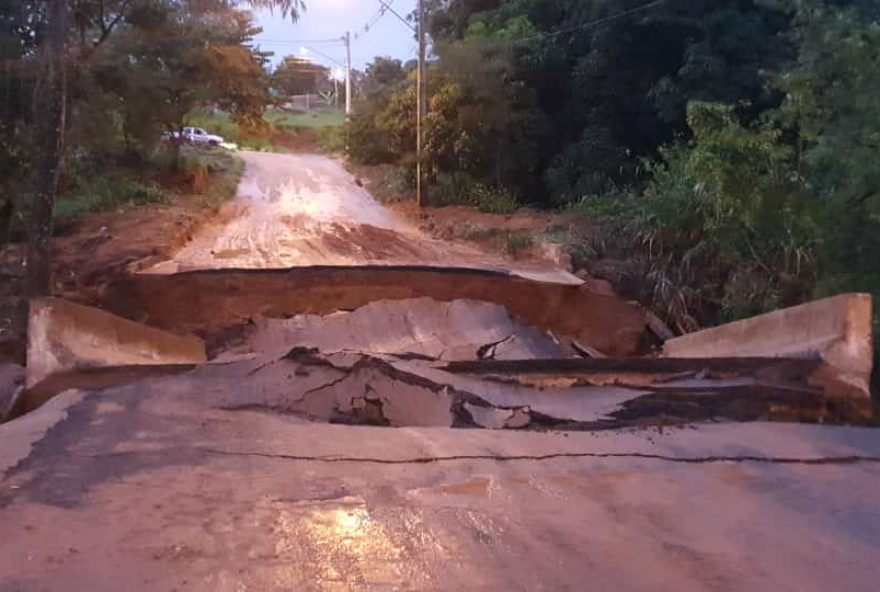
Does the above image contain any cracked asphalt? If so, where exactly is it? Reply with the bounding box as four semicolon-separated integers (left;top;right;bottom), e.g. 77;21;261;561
2;366;880;591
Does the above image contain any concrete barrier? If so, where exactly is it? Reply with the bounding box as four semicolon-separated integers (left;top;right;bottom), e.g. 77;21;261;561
663;294;873;398
27;298;207;389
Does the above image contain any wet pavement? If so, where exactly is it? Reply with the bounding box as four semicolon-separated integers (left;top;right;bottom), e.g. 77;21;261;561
1;384;880;591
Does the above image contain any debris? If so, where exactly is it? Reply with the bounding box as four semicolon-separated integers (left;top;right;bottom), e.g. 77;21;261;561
26;297;206;391
663;293;874;399
249;298;567;361
107;267;649;357
464;403;532;430
571;339;607;359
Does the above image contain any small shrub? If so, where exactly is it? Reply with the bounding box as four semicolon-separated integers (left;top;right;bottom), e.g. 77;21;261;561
469;183;519;214
430;174;519;213
317;126;346;154
503;232;534;256
55;175;169;219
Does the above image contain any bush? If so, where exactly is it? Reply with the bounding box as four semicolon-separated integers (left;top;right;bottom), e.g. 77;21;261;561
469;184;519;214
317;126;346;154
55;174;170;219
430;173;519;214
571;102;817;331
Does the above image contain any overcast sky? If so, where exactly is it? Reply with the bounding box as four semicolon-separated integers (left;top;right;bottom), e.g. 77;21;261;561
251;0;418;71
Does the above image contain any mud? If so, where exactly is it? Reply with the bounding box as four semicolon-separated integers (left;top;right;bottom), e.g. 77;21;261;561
145;152;578;282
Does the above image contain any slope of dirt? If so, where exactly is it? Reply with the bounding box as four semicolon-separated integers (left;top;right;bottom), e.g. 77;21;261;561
0;195;232;364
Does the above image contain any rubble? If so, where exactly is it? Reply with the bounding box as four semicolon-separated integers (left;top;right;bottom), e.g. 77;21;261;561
663;293;874;399
16;298;206;417
118;348;870;429
247;298;568;360
9;294;874;426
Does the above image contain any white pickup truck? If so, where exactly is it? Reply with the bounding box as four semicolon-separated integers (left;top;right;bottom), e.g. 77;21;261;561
164;127;224;147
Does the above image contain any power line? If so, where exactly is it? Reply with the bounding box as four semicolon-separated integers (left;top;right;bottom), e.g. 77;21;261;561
494;0;669;46
354;0;414;41
302;44;346;68
256;38;345;45
375;0;415;32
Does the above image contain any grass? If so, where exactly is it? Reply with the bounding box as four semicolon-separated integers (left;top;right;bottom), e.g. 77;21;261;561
263;109;346;129
188;109;346;153
55;174;170;219
54;147;243;220
181;148;245;208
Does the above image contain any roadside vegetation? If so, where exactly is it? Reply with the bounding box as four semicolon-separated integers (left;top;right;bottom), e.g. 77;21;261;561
347;0;880;375
51;148;243;220
0;0;306;297
189;108;345;153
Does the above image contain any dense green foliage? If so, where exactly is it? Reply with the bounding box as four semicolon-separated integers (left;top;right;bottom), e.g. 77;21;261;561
351;0;809;205
1;0;277;247
574;6;880;340
349;1;880;356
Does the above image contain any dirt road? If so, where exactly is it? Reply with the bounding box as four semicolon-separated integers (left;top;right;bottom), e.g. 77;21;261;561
147;151;578;284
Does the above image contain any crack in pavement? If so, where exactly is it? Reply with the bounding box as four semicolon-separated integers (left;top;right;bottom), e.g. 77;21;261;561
181;448;880;466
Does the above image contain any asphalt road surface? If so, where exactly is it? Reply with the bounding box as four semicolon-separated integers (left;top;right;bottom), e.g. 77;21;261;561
1;382;880;591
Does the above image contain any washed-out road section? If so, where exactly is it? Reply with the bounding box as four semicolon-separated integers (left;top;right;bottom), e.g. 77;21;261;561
1;151;878;591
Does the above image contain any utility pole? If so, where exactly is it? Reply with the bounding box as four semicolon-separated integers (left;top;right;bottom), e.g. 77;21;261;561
344;31;352;116
416;0;427;207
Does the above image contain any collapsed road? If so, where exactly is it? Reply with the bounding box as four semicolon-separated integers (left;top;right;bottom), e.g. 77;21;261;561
1;151;878;591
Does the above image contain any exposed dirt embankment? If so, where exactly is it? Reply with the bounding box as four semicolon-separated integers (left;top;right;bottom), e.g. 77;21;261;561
0;194;234;364
105;266;649;358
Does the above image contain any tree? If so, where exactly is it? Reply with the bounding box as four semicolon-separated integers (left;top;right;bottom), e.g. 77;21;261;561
774;5;880;300
5;0;298;296
361;57;408;97
273;56;331;97
352;0;807;205
20;0;68;296
92;1;270;167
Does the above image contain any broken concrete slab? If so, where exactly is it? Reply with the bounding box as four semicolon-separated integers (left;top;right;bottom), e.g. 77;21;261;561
0;363;24;421
0;389;84;474
248;298;568;360
464;402;531;429
12;363;198;419
105;266;649;357
662;293;874;398
27;298;207;389
118;347;868;430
